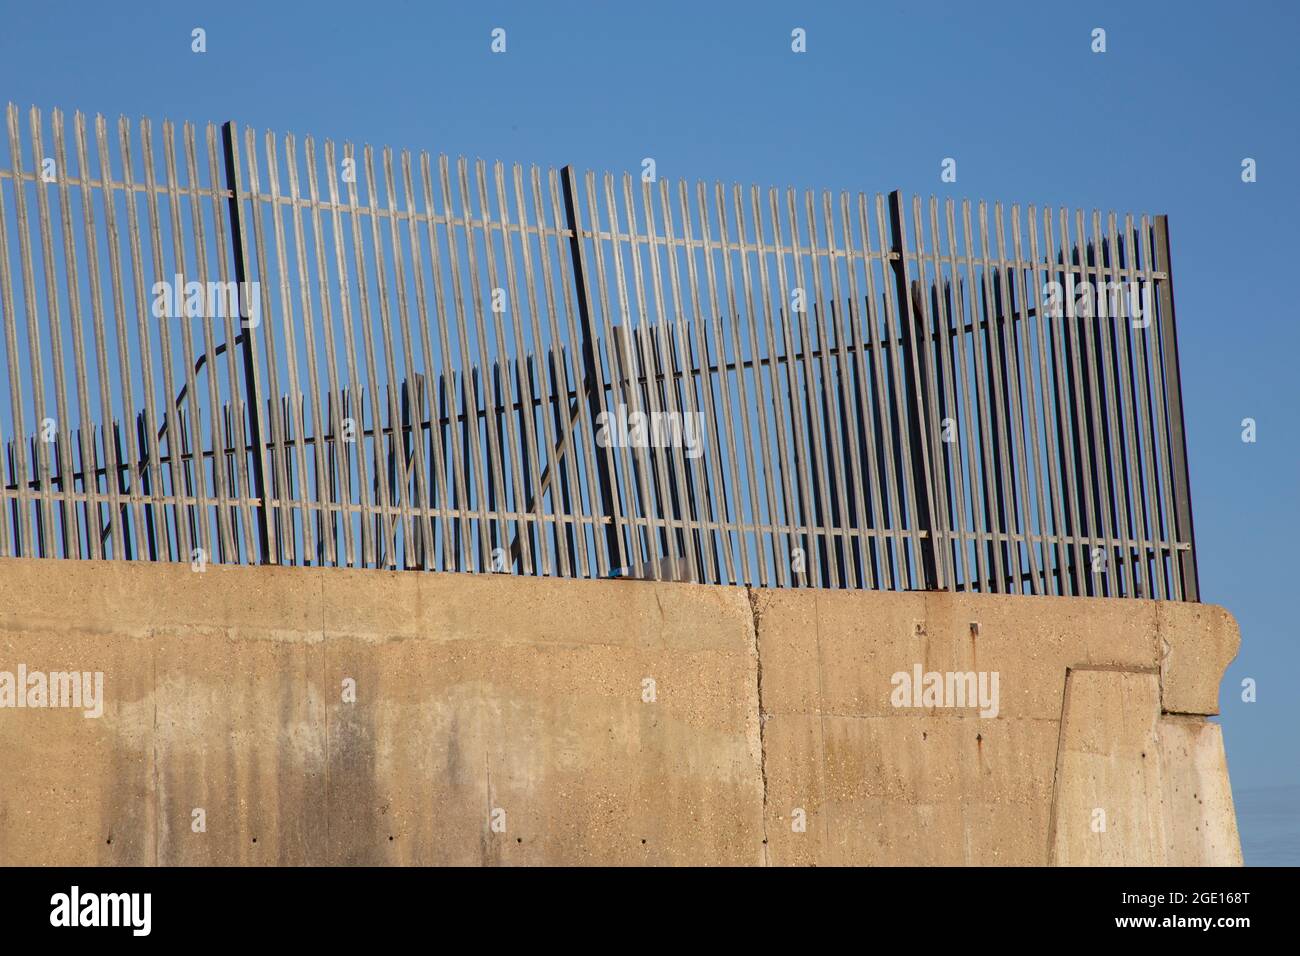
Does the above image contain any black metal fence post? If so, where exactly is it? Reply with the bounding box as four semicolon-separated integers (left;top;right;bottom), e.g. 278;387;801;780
888;191;941;590
561;165;623;575
220;122;272;564
1153;216;1200;602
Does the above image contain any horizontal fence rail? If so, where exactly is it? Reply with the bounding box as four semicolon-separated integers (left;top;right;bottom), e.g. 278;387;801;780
0;103;1200;599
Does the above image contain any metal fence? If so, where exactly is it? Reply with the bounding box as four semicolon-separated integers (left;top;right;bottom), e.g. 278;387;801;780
0;103;1200;599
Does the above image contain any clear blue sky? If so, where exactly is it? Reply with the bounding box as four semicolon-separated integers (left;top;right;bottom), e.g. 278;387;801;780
1;0;1296;798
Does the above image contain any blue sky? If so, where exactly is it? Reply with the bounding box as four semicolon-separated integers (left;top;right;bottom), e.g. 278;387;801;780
1;0;1296;800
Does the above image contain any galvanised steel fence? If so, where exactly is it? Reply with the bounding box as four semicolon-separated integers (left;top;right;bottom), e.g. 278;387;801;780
0;103;1200;600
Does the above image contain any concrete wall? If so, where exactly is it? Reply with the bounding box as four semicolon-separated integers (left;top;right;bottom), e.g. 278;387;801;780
0;558;1241;866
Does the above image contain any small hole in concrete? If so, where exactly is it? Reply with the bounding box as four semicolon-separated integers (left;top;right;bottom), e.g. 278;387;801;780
106;838;112;845
516;838;522;844
641;839;647;845
252;837;258;844
388;836;394;841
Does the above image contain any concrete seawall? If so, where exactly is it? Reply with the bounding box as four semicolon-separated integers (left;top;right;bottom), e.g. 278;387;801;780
0;558;1241;866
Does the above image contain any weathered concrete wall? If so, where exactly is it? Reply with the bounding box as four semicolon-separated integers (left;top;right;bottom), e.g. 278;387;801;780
0;558;1240;866
755;589;1242;866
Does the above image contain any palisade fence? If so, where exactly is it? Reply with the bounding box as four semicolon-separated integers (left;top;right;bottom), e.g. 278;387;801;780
0;103;1200;600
